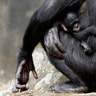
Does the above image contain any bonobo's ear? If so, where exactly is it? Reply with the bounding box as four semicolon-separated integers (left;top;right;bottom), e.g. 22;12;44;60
79;1;86;13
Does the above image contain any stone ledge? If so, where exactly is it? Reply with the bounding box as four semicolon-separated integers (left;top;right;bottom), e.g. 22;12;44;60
0;90;96;96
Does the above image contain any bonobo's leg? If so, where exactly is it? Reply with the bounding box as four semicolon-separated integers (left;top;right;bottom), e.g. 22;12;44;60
80;41;93;55
87;35;96;52
41;30;88;93
74;25;96;40
12;0;80;92
44;0;86;57
41;45;88;92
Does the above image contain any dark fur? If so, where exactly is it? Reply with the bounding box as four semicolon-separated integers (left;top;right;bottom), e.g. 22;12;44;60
43;0;96;92
13;0;96;93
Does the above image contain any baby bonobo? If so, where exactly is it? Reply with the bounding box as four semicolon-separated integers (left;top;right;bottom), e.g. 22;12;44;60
63;11;92;55
46;11;92;56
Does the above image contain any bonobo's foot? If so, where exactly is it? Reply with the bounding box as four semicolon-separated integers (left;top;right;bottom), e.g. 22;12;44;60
50;81;88;93
12;59;38;93
84;48;93;55
80;42;93;55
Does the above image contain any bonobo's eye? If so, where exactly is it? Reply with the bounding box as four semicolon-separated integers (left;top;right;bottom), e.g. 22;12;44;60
71;18;79;26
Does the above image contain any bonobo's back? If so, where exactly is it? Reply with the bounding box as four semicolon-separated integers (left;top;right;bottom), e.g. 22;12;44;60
47;31;96;92
44;0;96;92
87;0;96;25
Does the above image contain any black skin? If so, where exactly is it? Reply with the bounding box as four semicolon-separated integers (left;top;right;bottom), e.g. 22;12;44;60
44;0;96;92
12;0;96;93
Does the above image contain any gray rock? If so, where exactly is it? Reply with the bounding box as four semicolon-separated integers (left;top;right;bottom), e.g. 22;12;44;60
29;44;68;90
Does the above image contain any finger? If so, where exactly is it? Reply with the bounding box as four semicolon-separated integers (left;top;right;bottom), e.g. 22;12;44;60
16;84;27;89
51;50;63;58
32;70;38;79
16;60;29;82
20;87;28;92
16;83;29;92
12;79;26;93
20;59;26;66
12;86;19;93
16;61;30;85
56;42;65;53
52;29;65;53
44;35;50;48
80;41;90;50
29;61;38;79
47;46;64;58
16;84;29;92
61;24;68;31
16;60;26;75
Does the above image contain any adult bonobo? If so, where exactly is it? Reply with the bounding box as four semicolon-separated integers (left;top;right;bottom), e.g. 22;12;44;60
12;0;89;93
44;0;96;92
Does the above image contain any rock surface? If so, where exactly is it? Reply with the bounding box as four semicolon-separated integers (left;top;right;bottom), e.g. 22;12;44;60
1;90;96;96
31;44;68;90
0;45;96;96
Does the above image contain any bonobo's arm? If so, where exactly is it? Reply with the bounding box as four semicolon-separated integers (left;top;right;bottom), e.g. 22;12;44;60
73;25;96;55
44;23;66;58
12;0;81;93
73;25;96;40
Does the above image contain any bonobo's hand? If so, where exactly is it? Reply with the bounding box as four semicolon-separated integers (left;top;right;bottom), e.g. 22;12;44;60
12;54;38;93
44;24;65;58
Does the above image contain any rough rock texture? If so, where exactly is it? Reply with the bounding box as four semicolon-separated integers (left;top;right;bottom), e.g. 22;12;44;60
31;44;68;90
0;46;96;96
1;90;96;96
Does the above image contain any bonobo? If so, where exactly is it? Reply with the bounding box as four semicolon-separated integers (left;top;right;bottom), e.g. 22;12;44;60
64;12;96;55
44;0;96;92
12;0;96;93
45;11;93;57
44;6;86;58
44;11;80;57
73;25;96;54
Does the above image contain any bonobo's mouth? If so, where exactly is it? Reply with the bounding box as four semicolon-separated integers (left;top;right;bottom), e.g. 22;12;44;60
73;23;80;32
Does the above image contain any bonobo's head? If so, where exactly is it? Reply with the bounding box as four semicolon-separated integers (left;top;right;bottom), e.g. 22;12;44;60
64;12;80;32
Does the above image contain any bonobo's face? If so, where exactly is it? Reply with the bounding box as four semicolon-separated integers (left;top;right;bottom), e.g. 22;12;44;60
64;12;80;32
